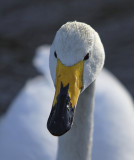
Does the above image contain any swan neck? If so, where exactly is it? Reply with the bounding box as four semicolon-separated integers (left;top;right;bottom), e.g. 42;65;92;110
57;81;96;160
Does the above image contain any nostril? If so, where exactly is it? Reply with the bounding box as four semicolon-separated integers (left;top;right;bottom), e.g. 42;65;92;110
58;74;61;78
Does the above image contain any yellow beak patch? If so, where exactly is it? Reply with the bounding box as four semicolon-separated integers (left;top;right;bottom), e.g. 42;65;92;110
52;59;84;107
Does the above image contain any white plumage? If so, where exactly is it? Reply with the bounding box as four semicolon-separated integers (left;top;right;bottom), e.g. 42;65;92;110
0;22;134;160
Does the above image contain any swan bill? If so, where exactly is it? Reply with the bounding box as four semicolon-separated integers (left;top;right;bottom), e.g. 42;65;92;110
47;59;83;136
47;83;75;136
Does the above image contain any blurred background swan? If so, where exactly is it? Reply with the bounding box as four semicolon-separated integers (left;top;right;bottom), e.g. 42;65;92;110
0;45;133;160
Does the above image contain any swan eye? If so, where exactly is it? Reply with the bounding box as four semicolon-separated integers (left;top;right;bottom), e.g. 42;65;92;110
54;51;57;58
83;53;90;61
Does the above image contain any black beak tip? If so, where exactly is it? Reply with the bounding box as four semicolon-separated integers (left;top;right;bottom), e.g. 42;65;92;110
47;104;74;136
47;120;71;136
47;83;75;136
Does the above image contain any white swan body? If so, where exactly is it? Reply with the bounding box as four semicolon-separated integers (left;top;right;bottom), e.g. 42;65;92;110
0;22;134;160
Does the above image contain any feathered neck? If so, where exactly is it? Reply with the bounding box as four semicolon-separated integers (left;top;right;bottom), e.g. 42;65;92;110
56;81;95;160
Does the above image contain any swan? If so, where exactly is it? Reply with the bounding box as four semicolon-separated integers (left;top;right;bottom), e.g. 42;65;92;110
0;21;134;160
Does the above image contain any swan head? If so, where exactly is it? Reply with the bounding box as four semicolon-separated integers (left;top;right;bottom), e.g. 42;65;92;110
47;21;105;136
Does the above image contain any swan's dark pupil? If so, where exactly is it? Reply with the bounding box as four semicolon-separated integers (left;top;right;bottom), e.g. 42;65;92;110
54;51;57;58
84;53;89;60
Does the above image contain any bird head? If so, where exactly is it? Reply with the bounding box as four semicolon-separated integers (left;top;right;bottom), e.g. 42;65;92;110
47;21;105;136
